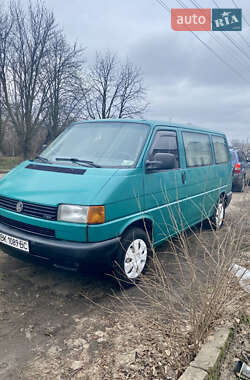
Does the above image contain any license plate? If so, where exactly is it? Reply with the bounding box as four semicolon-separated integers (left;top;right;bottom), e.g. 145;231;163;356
0;232;29;252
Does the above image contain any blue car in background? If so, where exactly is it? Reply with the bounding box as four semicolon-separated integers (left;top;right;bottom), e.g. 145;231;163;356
230;148;250;192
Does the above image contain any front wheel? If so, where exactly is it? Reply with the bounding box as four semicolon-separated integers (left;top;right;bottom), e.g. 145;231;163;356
113;227;151;285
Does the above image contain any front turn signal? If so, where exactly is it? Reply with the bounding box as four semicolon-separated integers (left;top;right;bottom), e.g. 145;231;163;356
87;206;105;224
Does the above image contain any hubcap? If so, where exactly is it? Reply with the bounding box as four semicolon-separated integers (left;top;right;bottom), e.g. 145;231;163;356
124;239;147;279
215;202;224;228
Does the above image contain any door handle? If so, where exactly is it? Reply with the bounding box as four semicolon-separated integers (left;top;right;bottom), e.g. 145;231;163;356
181;171;186;184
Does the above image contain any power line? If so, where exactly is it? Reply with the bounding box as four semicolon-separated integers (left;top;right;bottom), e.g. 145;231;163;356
211;0;250;63
153;0;250;84
232;0;250;28
231;0;250;48
189;0;250;70
155;0;171;12
178;0;250;79
175;0;250;82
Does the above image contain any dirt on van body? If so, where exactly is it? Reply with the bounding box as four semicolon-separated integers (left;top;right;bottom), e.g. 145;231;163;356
0;176;249;379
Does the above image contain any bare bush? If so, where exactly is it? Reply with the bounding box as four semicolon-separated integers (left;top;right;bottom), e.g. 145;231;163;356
101;199;250;378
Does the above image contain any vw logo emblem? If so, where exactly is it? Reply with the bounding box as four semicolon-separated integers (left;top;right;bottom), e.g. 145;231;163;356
16;201;24;213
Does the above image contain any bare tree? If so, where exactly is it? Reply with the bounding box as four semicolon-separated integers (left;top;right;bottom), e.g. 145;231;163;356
82;51;148;119
44;32;85;143
0;1;55;158
0;83;5;153
0;5;148;157
0;7;12;154
231;139;250;153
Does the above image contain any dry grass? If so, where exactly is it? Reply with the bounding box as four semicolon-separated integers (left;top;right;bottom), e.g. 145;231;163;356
74;192;250;379
0;156;22;171
106;197;250;378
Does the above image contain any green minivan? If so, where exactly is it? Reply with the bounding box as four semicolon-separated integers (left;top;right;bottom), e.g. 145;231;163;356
0;120;232;281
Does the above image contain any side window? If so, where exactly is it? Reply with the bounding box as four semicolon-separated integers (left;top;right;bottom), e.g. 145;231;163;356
149;130;180;169
212;135;229;164
182;132;213;167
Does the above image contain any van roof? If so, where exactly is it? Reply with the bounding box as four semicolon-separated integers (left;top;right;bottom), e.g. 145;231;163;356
73;119;226;136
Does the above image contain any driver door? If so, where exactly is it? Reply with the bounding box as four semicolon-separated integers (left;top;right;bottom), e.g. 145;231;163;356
144;128;184;244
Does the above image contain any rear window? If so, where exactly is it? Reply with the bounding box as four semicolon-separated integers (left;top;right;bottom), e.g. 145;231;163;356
182;132;213;167
212;136;229;164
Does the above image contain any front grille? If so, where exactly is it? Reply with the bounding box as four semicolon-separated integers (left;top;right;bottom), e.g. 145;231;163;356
0;215;55;238
0;196;57;221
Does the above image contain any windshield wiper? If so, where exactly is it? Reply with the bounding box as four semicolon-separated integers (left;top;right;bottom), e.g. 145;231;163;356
55;157;101;168
33;156;52;164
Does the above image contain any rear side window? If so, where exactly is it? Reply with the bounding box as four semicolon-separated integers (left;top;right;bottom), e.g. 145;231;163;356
182;132;213;167
149;130;180;168
212;136;229;164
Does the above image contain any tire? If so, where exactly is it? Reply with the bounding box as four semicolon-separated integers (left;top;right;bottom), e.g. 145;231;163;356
112;227;151;285
206;197;225;230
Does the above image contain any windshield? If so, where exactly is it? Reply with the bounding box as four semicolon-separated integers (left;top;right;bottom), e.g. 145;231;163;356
40;122;150;168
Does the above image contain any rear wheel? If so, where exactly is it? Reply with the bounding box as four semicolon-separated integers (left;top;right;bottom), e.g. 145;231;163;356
113;227;151;285
205;197;225;230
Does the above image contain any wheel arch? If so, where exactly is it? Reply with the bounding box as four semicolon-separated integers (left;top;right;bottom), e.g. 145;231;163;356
120;216;154;242
220;190;231;208
220;191;226;199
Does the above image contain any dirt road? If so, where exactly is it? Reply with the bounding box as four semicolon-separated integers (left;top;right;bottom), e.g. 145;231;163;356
0;175;248;379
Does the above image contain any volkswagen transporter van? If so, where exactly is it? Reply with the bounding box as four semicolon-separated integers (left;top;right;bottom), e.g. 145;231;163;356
0;120;232;282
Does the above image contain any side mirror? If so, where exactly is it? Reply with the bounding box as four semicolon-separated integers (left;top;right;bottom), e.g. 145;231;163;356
146;152;176;172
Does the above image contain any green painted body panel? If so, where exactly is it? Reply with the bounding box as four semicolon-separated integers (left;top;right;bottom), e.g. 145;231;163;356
0;161;118;206
0;161;119;242
0;119;232;249
0;207;86;242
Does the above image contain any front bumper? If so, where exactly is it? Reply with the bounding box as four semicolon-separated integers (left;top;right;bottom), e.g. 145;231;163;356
0;222;120;269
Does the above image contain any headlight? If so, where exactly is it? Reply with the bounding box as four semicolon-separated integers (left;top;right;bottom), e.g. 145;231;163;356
58;205;89;223
57;205;105;224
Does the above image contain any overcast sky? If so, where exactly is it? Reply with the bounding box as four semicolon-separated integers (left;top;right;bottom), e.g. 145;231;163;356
29;0;250;142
